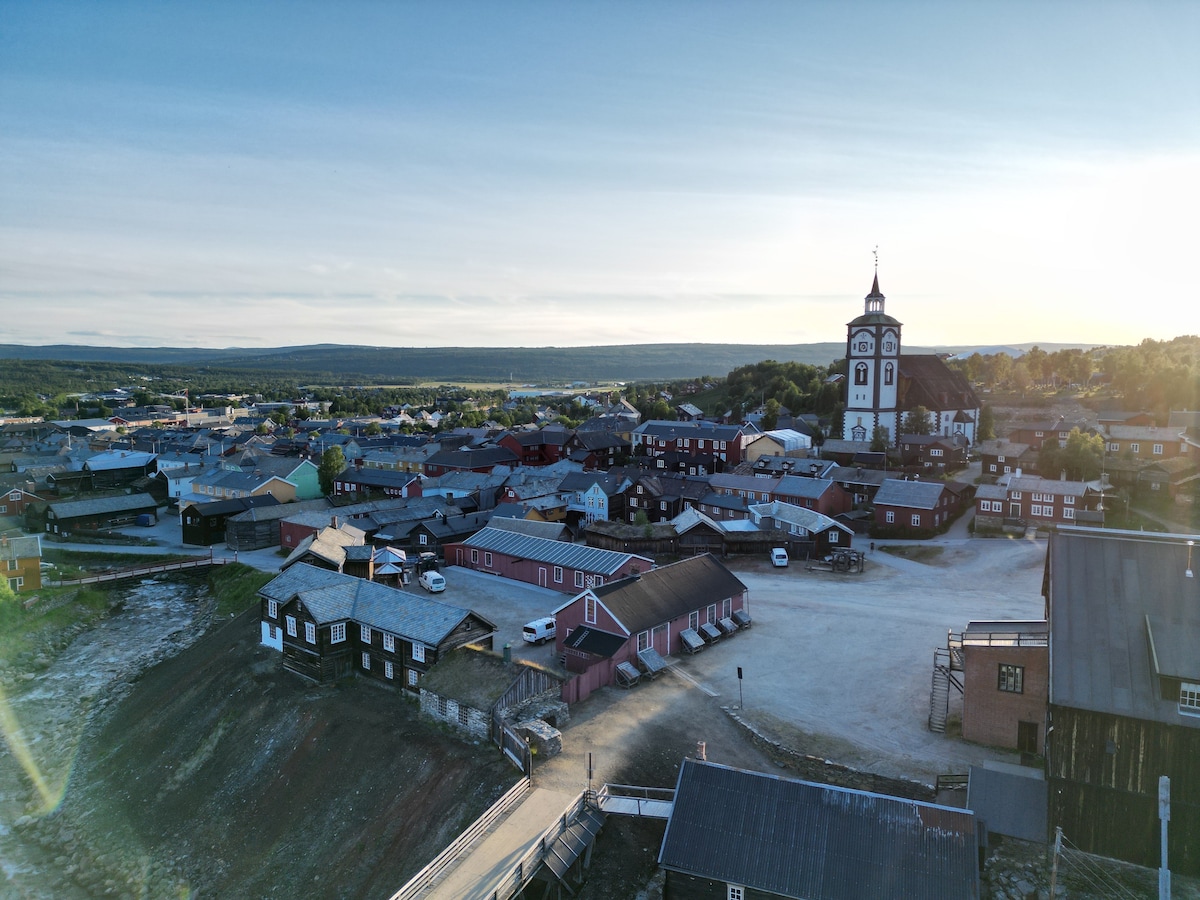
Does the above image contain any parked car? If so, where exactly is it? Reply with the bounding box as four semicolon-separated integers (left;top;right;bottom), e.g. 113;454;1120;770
522;617;556;645
418;570;446;592
770;547;789;567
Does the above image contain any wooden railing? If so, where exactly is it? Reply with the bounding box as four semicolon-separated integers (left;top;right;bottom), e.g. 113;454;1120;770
387;777;531;900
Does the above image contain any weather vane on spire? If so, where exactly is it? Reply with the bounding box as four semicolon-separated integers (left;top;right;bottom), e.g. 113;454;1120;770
873;245;878;274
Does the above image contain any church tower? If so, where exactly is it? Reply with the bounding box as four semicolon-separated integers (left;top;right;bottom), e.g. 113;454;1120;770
842;271;902;442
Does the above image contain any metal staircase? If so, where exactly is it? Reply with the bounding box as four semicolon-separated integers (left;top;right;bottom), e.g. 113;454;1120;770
928;643;964;733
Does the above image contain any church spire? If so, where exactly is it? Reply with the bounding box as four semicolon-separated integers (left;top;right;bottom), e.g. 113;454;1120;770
865;248;885;314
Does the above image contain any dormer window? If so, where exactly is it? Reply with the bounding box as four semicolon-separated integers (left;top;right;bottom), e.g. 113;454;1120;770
1181;682;1200;717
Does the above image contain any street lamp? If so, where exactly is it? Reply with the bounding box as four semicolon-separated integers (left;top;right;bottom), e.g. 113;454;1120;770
1187;540;1195;579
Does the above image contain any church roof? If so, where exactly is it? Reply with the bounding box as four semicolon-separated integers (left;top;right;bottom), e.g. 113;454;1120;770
897;354;981;412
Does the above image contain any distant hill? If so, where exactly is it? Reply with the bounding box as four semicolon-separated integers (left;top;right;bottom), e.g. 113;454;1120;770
0;340;1102;383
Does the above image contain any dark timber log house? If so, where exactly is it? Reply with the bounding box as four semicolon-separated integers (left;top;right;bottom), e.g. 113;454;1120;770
258;564;496;690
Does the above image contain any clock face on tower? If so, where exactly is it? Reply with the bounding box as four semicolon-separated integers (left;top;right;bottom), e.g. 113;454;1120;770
852;330;874;355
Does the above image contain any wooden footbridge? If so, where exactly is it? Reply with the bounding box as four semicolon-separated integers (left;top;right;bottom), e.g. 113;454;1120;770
45;555;234;587
389;779;673;900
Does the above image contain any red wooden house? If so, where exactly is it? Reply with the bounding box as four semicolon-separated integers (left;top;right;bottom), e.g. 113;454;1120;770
872;478;959;532
496;427;570;466
444;525;651;593
553;554;747;701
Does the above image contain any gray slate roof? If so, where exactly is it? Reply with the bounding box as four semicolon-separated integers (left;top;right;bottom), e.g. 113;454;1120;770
659;759;979;900
460;527;649;574
259;563;492;647
872;478;948;510
578;554;746;636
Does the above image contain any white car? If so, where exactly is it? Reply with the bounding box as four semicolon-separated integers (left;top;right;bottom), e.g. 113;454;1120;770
418;570;446;592
770;548;789;567
522;617;556;644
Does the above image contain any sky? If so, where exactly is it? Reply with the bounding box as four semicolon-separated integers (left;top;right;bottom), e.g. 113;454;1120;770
1;1;1198;351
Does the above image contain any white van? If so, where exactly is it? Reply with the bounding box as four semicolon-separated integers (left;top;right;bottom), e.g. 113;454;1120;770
418;570;446;592
770;547;789;568
522;617;556;644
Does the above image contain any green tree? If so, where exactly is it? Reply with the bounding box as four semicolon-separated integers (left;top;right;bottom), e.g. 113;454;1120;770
319;446;346;495
365;422;383;436
761;398;780;431
1038;438;1062;479
977;405;996;441
870;425;890;452
1061;428;1104;481
901;406;933;436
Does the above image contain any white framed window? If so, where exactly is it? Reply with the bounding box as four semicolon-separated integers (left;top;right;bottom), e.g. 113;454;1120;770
728;885;745;900
722;598;731;618
554;565;563;583
361;624;372;643
267;599;278;619
484;552;492;567
419;533;428;545
361;652;371;670
407;669;419;686
586;596;597;624
1130;443;1140;453
829;530;839;543
1011;491;1022;500
384;661;394;679
1153;443;1163;455
331;622;346;643
1063;507;1074;519
885;511;895;524
689;611;699;630
636;630;650;652
575;570;585;588
1064;496;1074;505
305;622;316;644
471;549;478;563
629;497;637;508
660;501;667;511
412;643;425;663
911;514;920;527
383;633;395;653
285;615;297;637
1108;442;1120;453
1180;682;1200;716
998;664;1024;693
989;464;997;473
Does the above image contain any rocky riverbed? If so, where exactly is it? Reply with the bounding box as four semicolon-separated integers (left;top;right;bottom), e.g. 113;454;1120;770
1;577;211;898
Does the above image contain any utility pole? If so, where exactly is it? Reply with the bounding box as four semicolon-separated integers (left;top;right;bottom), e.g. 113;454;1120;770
1160;775;1171;900
1048;826;1062;897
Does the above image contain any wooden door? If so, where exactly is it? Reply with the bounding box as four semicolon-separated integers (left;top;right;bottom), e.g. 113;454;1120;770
1017;720;1039;754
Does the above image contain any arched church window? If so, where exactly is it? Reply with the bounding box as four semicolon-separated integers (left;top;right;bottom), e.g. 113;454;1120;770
854;363;868;385
884;362;894;385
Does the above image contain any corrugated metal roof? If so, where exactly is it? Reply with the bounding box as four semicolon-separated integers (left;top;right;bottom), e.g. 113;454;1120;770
775;475;835;499
659;759;979;900
461;527;649;575
46;493;159;518
1049;527;1200;727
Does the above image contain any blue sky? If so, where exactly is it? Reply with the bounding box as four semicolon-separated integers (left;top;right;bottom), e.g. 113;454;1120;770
2;1;1197;349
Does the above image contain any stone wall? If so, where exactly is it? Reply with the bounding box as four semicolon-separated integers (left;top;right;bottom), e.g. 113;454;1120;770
419;689;489;740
